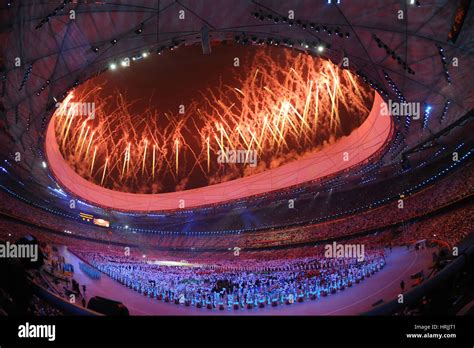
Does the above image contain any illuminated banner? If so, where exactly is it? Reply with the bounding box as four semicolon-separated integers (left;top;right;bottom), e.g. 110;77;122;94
93;218;110;228
79;212;93;222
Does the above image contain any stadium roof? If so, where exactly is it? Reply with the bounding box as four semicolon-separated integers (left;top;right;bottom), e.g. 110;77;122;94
0;0;472;215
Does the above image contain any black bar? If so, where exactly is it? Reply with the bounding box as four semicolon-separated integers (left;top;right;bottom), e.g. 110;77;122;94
0;316;473;346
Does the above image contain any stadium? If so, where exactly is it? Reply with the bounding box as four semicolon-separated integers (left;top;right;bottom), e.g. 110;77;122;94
0;0;473;331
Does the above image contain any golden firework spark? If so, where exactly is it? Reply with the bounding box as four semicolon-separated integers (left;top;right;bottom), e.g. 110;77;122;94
54;48;372;193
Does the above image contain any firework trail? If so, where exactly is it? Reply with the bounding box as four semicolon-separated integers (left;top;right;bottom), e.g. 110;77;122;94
54;48;372;193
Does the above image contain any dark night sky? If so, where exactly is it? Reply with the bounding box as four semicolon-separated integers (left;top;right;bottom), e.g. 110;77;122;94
94;42;253;115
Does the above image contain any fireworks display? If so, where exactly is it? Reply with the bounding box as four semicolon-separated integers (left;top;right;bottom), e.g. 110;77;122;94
53;47;373;193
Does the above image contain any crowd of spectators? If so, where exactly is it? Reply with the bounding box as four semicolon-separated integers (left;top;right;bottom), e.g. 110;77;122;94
393;204;473;248
0;158;471;252
0;289;64;316
0;197;471;264
30;294;64;316
134;155;472;233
